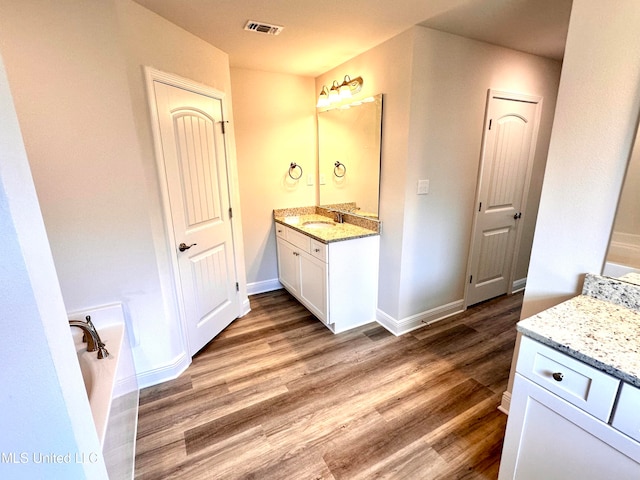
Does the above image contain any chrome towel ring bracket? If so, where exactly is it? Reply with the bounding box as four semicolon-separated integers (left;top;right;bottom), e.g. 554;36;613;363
289;162;303;180
334;161;346;178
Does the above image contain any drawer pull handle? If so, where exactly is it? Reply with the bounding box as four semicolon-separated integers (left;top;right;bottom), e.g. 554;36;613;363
314;248;320;252
552;372;564;382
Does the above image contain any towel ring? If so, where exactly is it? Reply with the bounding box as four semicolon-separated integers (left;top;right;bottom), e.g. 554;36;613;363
334;161;346;178
289;162;303;180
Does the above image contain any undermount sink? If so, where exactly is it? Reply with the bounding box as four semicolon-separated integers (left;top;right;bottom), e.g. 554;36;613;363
302;221;336;229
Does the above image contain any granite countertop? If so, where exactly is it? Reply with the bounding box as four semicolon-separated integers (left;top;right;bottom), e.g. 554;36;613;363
274;213;379;244
517;294;640;387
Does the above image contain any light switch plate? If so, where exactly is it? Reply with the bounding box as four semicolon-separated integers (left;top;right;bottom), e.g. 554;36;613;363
319;173;326;185
417;179;430;195
307;174;314;186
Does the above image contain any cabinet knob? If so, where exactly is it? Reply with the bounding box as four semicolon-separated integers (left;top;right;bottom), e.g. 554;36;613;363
314;248;320;252
552;372;564;382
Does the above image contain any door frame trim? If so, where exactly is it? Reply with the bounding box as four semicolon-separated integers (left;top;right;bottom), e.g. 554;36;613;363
464;89;543;308
143;66;250;357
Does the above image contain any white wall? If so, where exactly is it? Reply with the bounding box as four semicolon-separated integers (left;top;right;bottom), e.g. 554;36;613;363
0;0;246;387
0;53;107;479
317;27;561;327
521;0;640;318
0;0;174;383
114;0;249;381
317;30;417;319
230;68;316;293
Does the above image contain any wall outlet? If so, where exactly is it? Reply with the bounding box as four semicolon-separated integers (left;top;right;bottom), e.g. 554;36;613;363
417;179;430;195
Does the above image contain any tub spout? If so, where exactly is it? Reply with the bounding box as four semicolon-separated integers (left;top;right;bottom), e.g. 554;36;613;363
69;316;109;359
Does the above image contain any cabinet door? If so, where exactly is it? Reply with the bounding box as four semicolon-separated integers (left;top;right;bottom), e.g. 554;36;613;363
276;238;300;295
499;374;640;480
299;252;327;323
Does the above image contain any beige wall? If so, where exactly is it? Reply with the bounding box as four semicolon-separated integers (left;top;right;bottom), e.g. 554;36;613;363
230;68;316;290
522;0;640;318
317;27;561;323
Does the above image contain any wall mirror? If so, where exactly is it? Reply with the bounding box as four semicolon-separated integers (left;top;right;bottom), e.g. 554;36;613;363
603;120;640;281
317;93;383;218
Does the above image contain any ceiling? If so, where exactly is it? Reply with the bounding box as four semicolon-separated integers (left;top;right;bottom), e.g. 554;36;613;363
132;0;572;77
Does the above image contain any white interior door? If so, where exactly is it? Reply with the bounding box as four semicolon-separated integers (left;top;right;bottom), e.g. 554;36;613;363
466;90;542;306
152;80;239;355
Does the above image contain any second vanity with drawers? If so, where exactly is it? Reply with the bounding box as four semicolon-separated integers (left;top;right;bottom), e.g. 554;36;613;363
499;274;640;479
274;207;380;333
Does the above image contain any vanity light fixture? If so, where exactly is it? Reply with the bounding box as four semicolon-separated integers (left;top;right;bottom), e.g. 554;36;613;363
339;76;353;99
328;80;341;104
316;74;364;108
316;85;330;108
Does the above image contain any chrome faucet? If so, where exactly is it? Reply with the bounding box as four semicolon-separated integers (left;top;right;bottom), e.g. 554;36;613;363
69;315;109;359
334;211;344;223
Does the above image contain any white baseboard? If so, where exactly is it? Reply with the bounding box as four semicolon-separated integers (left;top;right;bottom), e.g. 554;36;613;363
136;351;191;389
498;390;511;415
512;277;527;293
240;297;251;317
247;278;282;295
376;299;465;336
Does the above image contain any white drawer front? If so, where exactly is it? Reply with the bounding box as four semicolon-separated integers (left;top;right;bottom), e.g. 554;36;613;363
309;239;327;262
275;224;287;239
612;382;640;442
284;227;310;253
517;336;620;422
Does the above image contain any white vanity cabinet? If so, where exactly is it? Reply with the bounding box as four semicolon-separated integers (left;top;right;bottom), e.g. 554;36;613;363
276;229;328;322
275;222;379;333
499;336;640;479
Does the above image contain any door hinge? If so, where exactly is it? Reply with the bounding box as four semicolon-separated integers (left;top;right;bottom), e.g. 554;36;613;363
469;275;473;284
220;120;229;134
229;207;233;219
236;282;239;292
478;202;482;212
488;119;492;130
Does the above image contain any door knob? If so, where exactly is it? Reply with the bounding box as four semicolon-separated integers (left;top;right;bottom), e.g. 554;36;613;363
179;242;197;252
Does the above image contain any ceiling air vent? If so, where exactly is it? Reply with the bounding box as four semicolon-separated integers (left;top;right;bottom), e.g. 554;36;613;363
244;20;284;36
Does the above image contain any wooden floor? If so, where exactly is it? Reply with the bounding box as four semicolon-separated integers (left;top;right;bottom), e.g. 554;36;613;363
135;289;523;480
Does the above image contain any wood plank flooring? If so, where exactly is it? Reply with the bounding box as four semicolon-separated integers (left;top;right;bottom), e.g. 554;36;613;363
135;289;523;479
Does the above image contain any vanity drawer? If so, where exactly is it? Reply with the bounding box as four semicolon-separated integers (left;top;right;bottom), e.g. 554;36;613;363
612;382;640;442
309;239;327;262
283;226;311;252
275;224;287;239
517;336;620;422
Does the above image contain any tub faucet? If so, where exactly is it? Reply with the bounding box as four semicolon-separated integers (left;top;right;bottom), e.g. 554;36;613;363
69;316;109;359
